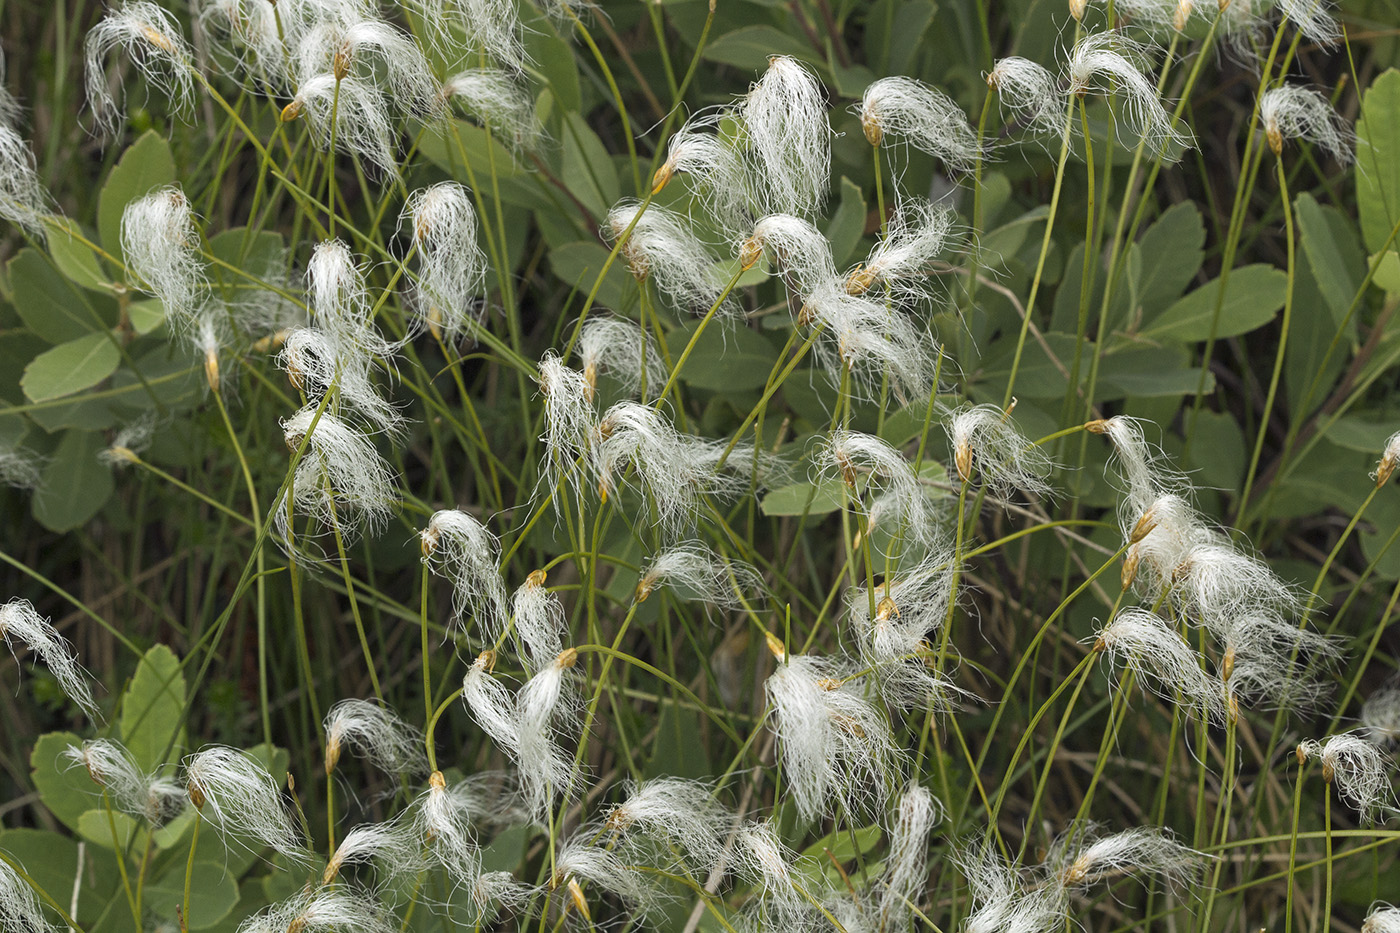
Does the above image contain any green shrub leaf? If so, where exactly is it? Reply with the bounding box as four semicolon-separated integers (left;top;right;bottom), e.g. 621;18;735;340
1138;264;1286;341
21;331;120;402
97;130;176;263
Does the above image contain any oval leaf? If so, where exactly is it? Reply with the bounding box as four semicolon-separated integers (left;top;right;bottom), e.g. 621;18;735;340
1138;264;1286;342
97;130;176;261
21;331;120;402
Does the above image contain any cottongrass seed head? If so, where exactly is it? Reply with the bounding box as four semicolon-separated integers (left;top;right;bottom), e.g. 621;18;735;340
734;820;809;928
0;126;51;236
634;542;763;609
510;570;566;672
442;69;540;149
577;317;668;401
1093;608;1226;723
1364;903;1400;933
1278;0;1341;46
946;402;1054;497
412;771;481;885
765;649;904;821
846;199;957;304
239;888;394;933
84;1;196;137
0;597;100;720
1259;84;1354;162
744;212;838;297
283;74;399;178
63;738;185;824
877;784;941;930
0;856;58;933
817;429;938;552
403;182;487;343
847;553;959;709
652;111;754;233
553;833;660;919
121;187;207;327
606;200;736;318
1066;33;1192;157
324;699;428;776
987;57;1066;137
516;648;582;819
420;509;510;641
605;778;731;877
293;19;442;122
277;405;396;543
740;56;831;217
1362;675;1400;744
1374;431;1400;488
323;819;424;885
859;76;984;172
184;746;308;861
957;842;1068;933
462;650;521;754
1048;826;1203;891
1298;732;1396;822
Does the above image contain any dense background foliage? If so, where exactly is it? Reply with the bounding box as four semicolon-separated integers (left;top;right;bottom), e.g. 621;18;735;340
0;0;1399;930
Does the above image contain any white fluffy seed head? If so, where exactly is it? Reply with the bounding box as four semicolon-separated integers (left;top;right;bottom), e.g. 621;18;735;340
1374;431;1400;488
238;889;394;933
859;76;984;171
745;213;837;297
734;821;808;926
817;429;938;553
0;445;43;490
0;857;58;933
1260;85;1353;162
121;187;207;327
804;284;936;404
1066;33;1192;157
442;69;540;149
294;20;442;121
516;649;582;820
0;126;50;236
277;327;405;438
1086;415;1188;521
1048;826;1202;890
197;0;289;91
739;56;830;217
1172;540;1303;633
276;405;396;543
605;778;730;876
462;650;521;753
606;201;735;318
84;1;196;137
1093;608;1226;723
577;317;668;401
183;746;307;861
879;784;940;929
987;57;1066;137
100;414;156;468
511;570;565;672
1362;677;1400;744
324;699;428;776
635;543;762;609
322;820;423;885
958;843;1067;933
653;111;753;234
847;199;956;304
283;74;399;178
1278;0;1340;45
766;652;903;820
592;402;715;540
0;597;99;720
847;554;958;709
404;183;487;343
1120;493;1208;595
412;771;482;884
554;834;658;915
62;738;185;824
420;509;509;641
1216;610;1339;715
1298;733;1396;822
536;352;596;500
1364;904;1400;933
946;403;1054;497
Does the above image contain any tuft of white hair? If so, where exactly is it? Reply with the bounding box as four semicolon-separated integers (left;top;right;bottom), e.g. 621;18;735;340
324;699;428;776
1092;608;1226;723
62;738;185;824
946;403;1054;497
1259;85;1353;163
442;68;540;150
577;317;668;401
403;183;487;344
276;405;397;543
420;509;510;641
121;187;207;328
1066;33;1193;158
0;126;50;236
606;200;736;319
635;542;763;609
0;597;100;720
183;746;308;861
739;56;830;217
1298;733;1396;823
859;76;984;172
84;1;196;137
